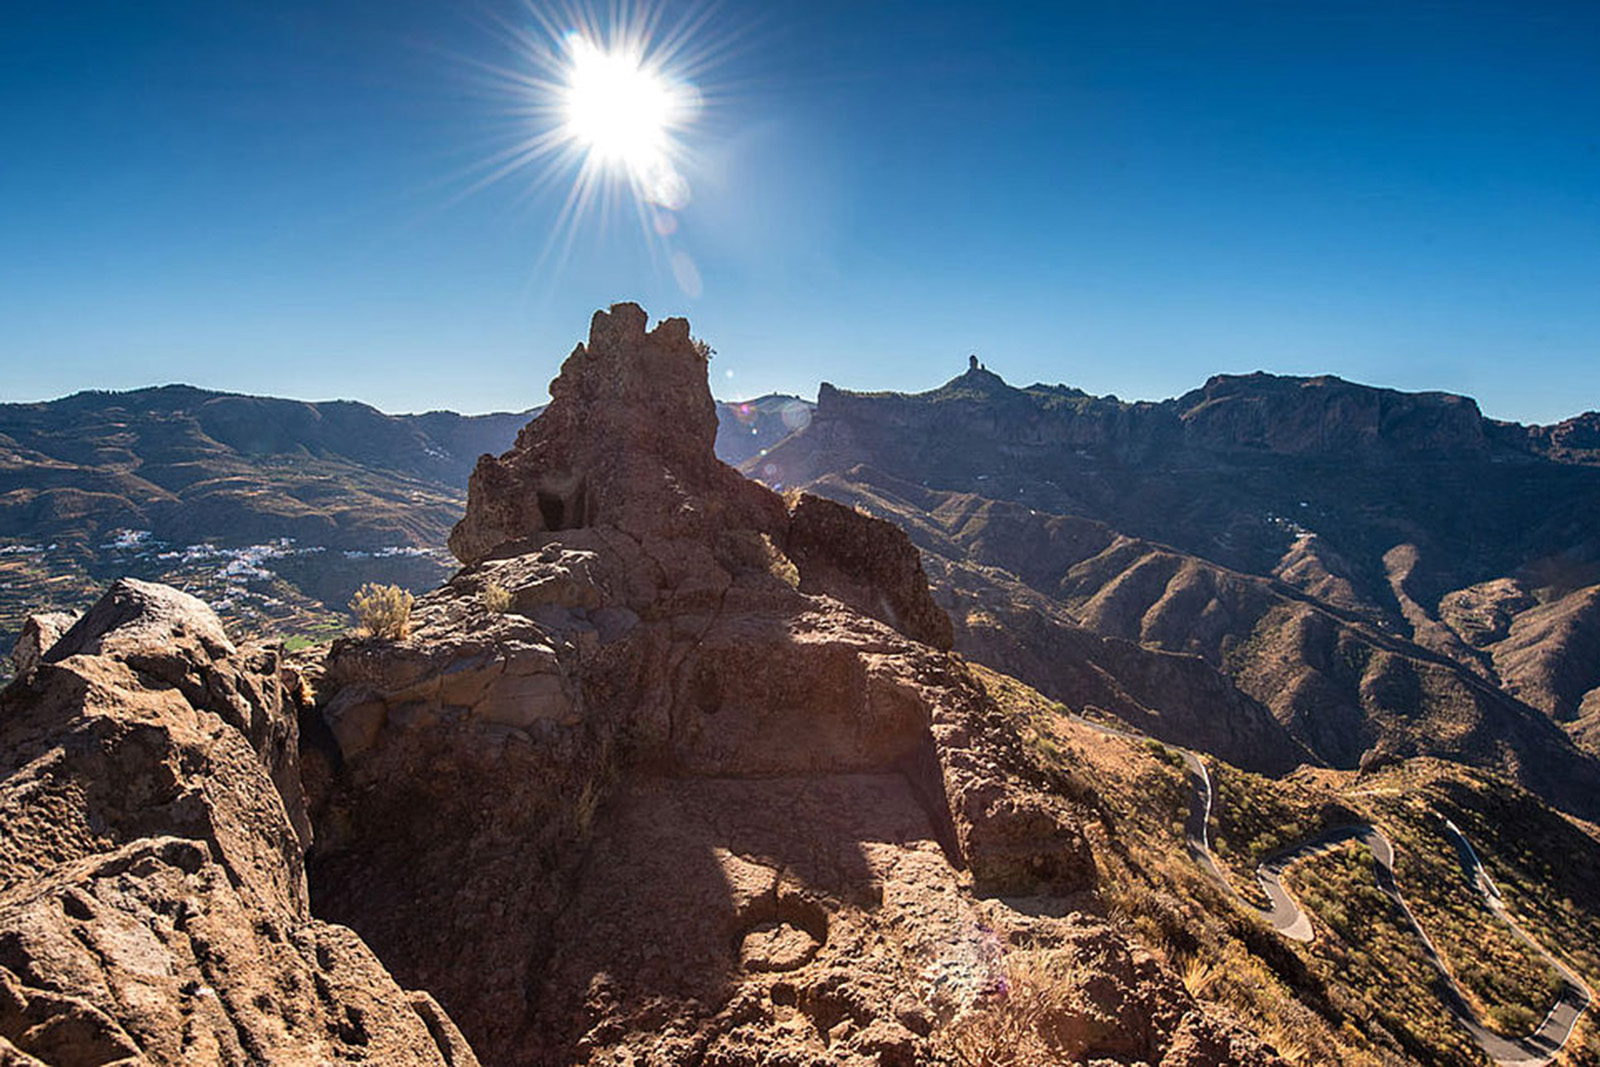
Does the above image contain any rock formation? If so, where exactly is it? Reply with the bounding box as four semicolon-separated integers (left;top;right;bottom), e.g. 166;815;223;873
7;612;73;678
0;579;477;1065
304;304;1278;1065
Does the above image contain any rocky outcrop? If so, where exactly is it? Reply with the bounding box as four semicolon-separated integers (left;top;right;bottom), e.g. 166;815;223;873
786;492;953;650
449;303;786;564
7;612;73;678
450;303;953;653
1494;409;1600;465
307;303;1266;1065
0;579;476;1066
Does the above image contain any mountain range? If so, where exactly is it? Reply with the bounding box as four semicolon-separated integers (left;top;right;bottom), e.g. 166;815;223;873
7;315;1600;1064
754;364;1600;812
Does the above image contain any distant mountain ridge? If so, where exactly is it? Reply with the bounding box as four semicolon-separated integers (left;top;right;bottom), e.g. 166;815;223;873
0;383;810;548
753;363;1600;817
796;365;1596;474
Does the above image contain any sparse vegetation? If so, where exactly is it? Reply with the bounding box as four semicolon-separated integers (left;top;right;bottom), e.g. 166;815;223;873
281;618;345;652
964;662;1600;1064
481;580;514;613
1358;760;1597;1041
716;529;800;588
761;534;800;589
1209;763;1347;908
936;948;1107;1066
1377;806;1563;1035
349;582;414;639
1286;841;1484;1064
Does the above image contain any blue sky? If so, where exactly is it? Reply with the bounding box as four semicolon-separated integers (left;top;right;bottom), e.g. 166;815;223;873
3;1;1598;422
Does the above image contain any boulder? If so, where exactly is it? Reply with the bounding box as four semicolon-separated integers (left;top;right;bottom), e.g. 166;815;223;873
7;612;74;677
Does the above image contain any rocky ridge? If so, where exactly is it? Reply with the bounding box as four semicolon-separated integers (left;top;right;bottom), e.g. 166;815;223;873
302;304;1280;1065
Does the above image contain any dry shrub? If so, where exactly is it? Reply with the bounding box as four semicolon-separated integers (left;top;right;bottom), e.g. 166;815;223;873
481;580;514;614
939;951;1103;1067
349;582;414;639
1259;1021;1313;1064
1180;955;1220;998
717;529;801;588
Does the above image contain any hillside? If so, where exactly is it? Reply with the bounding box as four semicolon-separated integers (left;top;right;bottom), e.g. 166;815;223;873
10;305;1600;1066
753;365;1600;815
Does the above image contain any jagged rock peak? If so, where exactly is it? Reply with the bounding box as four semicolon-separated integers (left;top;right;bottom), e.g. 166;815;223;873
542;302;715;469
945;361;1012;394
450;302;784;565
447;300;953;649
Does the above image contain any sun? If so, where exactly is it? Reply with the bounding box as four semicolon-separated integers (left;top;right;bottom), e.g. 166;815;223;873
442;2;726;283
559;33;690;203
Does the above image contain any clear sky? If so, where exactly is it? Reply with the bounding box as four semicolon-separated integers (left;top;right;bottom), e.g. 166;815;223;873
3;1;1598;423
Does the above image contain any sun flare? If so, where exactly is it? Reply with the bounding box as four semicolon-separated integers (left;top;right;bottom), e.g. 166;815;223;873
449;2;723;283
559;34;689;201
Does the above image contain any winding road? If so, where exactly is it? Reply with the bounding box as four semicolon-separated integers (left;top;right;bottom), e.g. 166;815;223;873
1073;715;1594;1065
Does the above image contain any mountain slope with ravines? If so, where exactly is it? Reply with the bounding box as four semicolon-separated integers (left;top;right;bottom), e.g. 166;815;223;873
753;363;1600;813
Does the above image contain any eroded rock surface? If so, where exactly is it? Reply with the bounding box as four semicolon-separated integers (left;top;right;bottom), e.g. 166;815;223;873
0;580;477;1066
306;303;1279;1065
7;612;74;678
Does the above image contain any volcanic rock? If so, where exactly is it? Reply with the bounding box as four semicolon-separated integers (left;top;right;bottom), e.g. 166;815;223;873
306;303;1271;1065
0;579;477;1065
449;303;785;564
7;612;74;677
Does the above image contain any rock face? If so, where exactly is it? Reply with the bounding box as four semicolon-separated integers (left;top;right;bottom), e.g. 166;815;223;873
307;304;1274;1065
787;492;953;650
7;612;74;677
0;580;478;1065
449;304;785;564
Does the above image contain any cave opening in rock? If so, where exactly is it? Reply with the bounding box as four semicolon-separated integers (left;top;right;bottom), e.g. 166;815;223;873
537;490;569;531
536;480;593;531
